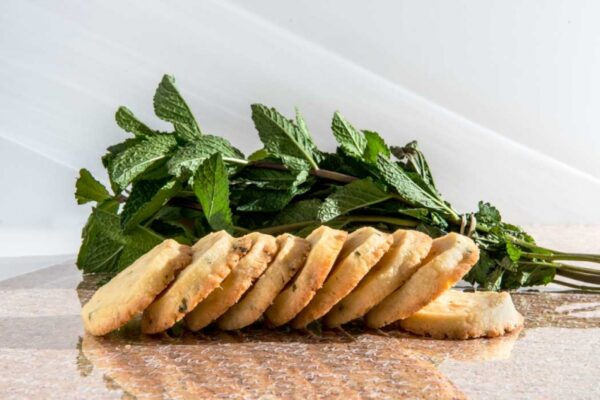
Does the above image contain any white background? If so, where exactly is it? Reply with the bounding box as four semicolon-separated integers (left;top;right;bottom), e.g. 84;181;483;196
1;0;599;257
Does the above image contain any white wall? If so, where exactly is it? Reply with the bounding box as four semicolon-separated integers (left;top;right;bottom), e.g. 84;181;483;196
1;0;599;256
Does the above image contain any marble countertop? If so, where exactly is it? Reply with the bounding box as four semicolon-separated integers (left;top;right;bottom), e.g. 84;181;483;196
1;226;599;399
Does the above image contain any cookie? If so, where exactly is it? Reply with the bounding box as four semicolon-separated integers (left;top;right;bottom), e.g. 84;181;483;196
185;232;278;331
265;226;347;327
218;234;311;330
399;290;524;339
81;239;192;336
324;229;432;327
141;231;251;334
365;232;479;328
291;227;392;328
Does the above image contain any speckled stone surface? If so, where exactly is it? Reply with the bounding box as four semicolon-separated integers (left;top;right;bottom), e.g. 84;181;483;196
1;259;599;399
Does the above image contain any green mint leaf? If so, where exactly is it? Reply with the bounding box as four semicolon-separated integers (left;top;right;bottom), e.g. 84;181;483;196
251;104;320;171
331;111;367;160
193;153;233;231
318;178;392;222
464;249;496;287
107;134;177;191
497;255;518;272
415;223;447;239
398;208;429;220
506;241;523;262
167;135;244;177
515;265;555;287
235;188;295;212
247;148;270;161
374;155;444;211
475;201;502;225
271;199;322;225
153;75;202;141
363;130;390;163
120;178;182;231
75;169;111;204
102;138;139;170
77;207;124;274
235;168;310;191
77;206;163;274
482;268;505;291
116;226;163;271
115;106;155;137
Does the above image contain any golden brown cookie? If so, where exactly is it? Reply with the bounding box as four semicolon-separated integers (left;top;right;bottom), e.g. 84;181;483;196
218;234;311;330
399;290;524;339
141;231;251;334
324;229;432;327
265;226;347;327
365;232;479;328
185;232;278;331
81;239;192;336
292;227;392;328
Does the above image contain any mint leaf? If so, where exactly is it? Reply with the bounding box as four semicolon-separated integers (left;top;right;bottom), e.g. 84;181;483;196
77;207;163;274
75;169;111;204
251;104;320;171
318;178;392;222
464;249;496;286
272;199;322;225
331;112;367;160
374;156;444;211
115;106;155;137
506;241;523;262
193;153;232;231
167;135;244;177
483;268;505;291
475;201;502;225
77;207;124;273
397;208;430;220
235;168;309;191
154;75;201;141
235;188;295;212
331;114;390;165
116;225;163;270
248;148;269;161
363;130;390;163
391;141;437;191
121;178;182;231
107;134;177;191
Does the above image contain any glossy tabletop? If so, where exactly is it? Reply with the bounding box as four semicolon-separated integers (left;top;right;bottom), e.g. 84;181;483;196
0;260;599;399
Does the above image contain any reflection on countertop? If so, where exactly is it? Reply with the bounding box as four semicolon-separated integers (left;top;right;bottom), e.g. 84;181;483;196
1;263;599;399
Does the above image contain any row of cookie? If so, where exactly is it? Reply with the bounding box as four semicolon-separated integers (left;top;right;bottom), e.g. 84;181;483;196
82;226;523;339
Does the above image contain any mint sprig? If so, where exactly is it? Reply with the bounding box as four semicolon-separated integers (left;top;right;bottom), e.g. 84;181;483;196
74;74;600;292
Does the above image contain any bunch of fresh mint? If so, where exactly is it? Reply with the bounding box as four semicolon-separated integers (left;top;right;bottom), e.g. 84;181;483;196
75;75;600;291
